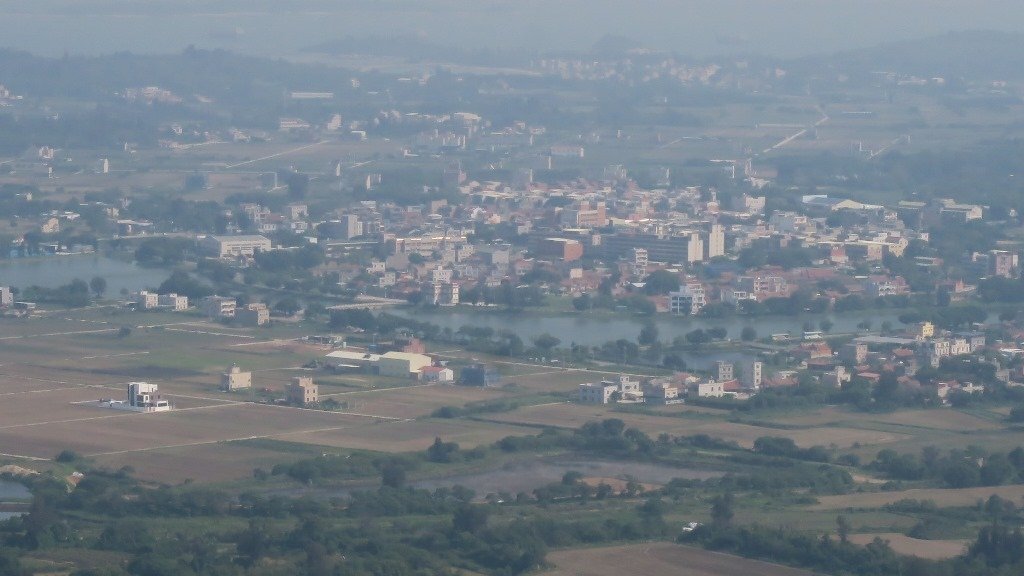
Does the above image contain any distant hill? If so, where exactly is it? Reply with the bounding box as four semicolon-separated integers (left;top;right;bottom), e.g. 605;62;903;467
591;34;645;56
795;31;1024;81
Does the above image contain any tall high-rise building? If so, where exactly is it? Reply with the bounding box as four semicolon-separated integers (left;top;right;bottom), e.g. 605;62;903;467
686;232;704;264
742;361;763;390
716;361;734;382
707;224;726;259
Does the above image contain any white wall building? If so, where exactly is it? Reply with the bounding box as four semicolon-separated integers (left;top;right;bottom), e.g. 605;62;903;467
706;224;725;259
669;283;706;315
202;235;272;258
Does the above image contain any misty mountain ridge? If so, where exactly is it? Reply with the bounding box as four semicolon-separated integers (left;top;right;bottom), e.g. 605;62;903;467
799;30;1024;81
308;29;1024;82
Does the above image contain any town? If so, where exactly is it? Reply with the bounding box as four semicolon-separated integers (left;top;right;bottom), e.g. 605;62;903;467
3;16;1024;576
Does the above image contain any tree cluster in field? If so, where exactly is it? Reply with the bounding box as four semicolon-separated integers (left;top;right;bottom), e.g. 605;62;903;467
0;449;674;576
686;504;1024;576
869;445;1024;488
11;415;1024;575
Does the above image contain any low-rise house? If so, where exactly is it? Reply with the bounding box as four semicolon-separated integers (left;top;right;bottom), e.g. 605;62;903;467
158;293;188;311
579;375;643;404
236;302;270;326
221;364;252;391
420;366;454;382
132;290;159;309
202;296;237;319
690;380;725;398
642;380;683;405
460;363;501;386
287;376;318;406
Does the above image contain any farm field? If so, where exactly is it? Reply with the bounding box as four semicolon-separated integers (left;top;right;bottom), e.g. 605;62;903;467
542;543;816;576
2;306;1024;494
486;403;910;449
0;309;549;482
847;534;969;560
321;382;511;419
89;440;322;485
810;484;1024;510
281;418;534;453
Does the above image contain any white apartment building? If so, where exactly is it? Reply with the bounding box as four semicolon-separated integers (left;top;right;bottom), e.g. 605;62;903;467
133;290;159;309
706;224;725;259
579;376;643;404
202;235;272;258
158;293;188;311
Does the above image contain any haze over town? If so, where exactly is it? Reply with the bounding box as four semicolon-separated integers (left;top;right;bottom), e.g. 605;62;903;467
3;2;1024;575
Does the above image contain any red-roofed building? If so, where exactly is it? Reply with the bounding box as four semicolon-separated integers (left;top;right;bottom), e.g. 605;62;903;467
420;366;454;382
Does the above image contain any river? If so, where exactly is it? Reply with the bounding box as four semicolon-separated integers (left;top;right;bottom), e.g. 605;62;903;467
0;480;31;521
391;306;908;350
0;255;170;297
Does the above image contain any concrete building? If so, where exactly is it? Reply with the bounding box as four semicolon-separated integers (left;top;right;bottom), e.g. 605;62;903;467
236;302;270;326
669;283;706;315
286;203;309;220
692;381;725;398
642;381;683;405
202;296;237;319
579;375;643;404
593;232;703;265
741;361;763;390
706;224;726;259
420;366;454;382
935;199;983;223
716;361;734;382
989;250;1019;278
132;290;159;310
429;282;460;306
287;376;318;406
535;237;584;261
333;215;364;239
737;275;788;300
221;364;252;391
378;351;433;378
560;202;607;228
128;382;171;411
158;293;188;311
202;235;271;258
460;363;501;386
840;343;868;365
325;349;381;372
632;248;649;275
579;381;618;404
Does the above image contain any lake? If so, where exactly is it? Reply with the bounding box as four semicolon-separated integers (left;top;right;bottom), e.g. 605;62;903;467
0;255;170;297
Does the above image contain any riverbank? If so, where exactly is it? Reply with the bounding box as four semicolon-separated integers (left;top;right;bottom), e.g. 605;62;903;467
389;304;914;348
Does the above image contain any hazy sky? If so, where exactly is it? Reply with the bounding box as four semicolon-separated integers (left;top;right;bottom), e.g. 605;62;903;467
3;0;1024;58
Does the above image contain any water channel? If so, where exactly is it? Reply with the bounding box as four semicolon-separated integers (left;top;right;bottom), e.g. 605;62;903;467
0;254;170;297
0;480;31;521
392;306;909;350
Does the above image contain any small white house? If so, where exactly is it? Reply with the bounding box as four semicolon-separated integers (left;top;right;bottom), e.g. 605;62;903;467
420;366;455;383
